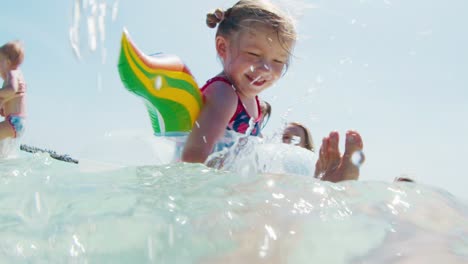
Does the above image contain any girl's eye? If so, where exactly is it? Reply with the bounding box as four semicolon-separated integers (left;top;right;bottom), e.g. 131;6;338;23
274;59;285;65
248;52;260;57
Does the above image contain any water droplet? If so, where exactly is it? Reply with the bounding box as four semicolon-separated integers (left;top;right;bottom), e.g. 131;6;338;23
339;57;353;65
313;186;325;194
265;225;277;240
291;135;301;145
154;76;163;90
98;3;106;44
87;16;97;51
272;193;285;199
202;136;207;143
112;1;119;21
34;192;41;213
250;75;262;85
226;211;233;219
195;121;200;128
69;0;81;59
250;65;255;72
351;150;364;166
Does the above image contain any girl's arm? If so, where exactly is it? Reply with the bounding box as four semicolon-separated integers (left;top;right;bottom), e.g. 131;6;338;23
0;71;18;98
181;81;238;163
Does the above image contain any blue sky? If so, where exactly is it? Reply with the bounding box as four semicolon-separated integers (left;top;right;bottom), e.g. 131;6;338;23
2;0;467;200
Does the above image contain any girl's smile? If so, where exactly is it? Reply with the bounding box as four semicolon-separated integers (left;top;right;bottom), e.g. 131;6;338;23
217;23;293;98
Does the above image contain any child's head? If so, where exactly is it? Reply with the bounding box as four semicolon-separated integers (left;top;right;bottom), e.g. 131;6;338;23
0;41;24;70
282;122;314;152
206;0;296;96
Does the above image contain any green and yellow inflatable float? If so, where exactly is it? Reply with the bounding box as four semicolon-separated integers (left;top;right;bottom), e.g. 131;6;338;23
118;29;203;136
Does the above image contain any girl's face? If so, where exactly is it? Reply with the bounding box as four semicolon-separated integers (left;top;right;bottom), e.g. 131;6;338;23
282;124;306;148
218;24;293;98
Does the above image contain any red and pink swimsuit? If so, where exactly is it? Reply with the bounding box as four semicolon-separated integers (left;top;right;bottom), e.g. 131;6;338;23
200;76;263;136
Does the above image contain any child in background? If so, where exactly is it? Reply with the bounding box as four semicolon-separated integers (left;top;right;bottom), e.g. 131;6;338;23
0;40;26;141
182;0;296;163
282;122;314;152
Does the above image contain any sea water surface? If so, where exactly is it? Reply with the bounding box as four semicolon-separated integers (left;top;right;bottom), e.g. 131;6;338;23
1;139;467;264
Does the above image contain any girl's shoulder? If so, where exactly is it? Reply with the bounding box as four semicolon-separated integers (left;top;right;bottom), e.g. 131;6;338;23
202;76;236;99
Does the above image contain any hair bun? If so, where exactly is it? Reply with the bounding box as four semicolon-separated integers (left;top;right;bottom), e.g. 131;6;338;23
206;8;225;28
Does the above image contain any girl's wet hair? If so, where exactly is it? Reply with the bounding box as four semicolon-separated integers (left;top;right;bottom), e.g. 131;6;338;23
260;100;272;130
206;0;296;57
0;41;24;69
288;122;314;152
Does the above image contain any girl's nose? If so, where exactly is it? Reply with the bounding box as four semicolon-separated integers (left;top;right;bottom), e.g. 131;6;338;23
259;62;272;72
251;61;272;74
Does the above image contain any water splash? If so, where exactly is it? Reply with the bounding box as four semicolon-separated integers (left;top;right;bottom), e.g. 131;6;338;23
69;0;82;59
0;153;467;262
69;0;119;63
290;135;301;145
0;138;20;159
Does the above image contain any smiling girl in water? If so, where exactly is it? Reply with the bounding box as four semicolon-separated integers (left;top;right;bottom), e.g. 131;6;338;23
182;0;296;163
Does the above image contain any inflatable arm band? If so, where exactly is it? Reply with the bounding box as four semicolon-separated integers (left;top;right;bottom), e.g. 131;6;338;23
118;29;203;136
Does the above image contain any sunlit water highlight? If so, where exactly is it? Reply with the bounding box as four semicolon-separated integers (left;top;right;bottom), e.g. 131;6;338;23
1;143;467;263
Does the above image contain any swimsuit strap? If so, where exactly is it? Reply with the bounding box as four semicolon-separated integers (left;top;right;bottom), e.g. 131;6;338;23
202;76;262;121
200;76;263;136
200;76;233;92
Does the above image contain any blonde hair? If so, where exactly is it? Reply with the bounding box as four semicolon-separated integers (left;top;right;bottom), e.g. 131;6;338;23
289;122;314;152
206;0;296;57
0;40;24;69
260;100;271;130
